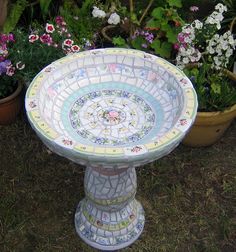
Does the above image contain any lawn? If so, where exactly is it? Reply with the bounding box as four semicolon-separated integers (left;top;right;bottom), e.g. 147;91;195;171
0;113;236;252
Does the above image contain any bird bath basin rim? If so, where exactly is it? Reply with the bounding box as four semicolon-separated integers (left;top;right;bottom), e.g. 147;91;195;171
25;48;198;166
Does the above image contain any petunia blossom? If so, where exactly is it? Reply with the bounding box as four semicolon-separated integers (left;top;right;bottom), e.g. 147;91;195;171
63;39;74;47
40;34;53;45
16;61;25;70
45;23;55;33
71;45;80;52
6;65;15;76
29;34;39;43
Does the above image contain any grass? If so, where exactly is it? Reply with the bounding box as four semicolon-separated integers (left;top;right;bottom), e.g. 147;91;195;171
0;112;236;252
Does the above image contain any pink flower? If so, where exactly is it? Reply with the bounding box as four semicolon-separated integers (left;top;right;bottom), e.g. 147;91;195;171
6;65;15;76
45;23;55;33
177;33;185;43
63;39;74;47
71;45;80;52
173;43;180;50
40;34;52;45
8;33;14;41
55;16;64;25
0;44;7;51
109;111;119;118
0;34;9;43
190;6;199;12
29;34;39;43
61;27;68;33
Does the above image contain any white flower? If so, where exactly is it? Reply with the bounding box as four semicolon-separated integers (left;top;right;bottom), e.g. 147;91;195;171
215;3;227;13
108;12;120;25
226;48;233;58
192;20;203;29
196;51;201;61
183;57;189;64
213;56;221;66
92;6;106;18
16;61;25;70
206;46;215;54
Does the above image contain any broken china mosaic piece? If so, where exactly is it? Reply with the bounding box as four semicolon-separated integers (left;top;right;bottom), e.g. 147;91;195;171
25;48;198;250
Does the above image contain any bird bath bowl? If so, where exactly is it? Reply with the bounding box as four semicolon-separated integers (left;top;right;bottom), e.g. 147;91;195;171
25;48;197;251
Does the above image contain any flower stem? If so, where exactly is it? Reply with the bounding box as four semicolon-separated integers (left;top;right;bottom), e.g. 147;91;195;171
129;0;135;37
139;0;154;25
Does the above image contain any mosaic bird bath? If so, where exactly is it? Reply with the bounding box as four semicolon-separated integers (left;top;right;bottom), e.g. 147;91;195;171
25;48;197;251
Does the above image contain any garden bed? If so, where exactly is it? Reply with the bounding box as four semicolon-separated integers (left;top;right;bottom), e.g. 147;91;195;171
0;112;235;251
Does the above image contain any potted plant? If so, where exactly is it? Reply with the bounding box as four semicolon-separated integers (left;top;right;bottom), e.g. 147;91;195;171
18;16;82;85
175;3;236;146
95;0;184;60
0;32;25;125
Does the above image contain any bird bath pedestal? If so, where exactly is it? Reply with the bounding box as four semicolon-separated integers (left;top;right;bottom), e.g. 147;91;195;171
25;48;197;251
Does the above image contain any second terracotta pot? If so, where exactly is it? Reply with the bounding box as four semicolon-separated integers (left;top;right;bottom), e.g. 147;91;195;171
0;81;24;125
182;104;236;147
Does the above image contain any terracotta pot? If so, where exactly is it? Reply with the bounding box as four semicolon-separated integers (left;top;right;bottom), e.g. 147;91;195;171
183;104;236;147
0;81;24;125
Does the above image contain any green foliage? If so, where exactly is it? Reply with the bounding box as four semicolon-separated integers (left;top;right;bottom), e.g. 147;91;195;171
9;29;65;84
222;0;236;31
145;0;184;59
60;0;99;44
167;0;182;8
3;0;28;33
151;39;172;58
184;65;236;111
131;36;146;50
0;77;18;99
39;0;53;19
112;36;127;47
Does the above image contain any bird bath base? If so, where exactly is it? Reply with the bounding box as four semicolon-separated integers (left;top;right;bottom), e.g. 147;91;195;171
75;166;144;250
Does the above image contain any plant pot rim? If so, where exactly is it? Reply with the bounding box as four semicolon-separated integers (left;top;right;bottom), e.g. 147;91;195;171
197;104;236;117
0;81;23;104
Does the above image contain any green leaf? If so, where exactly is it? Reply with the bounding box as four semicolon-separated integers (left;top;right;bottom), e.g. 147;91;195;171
150;39;161;52
40;0;53;17
151;7;165;19
131;13;139;25
131;36;146;50
151;40;172;58
211;83;221;94
3;0;28;33
146;18;161;28
167;0;182;8
112;36;127;47
191;68;199;77
166;28;178;43
160;41;172;58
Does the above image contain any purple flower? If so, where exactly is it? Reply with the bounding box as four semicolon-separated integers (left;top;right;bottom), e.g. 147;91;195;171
0;59;11;75
190;6;199;12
